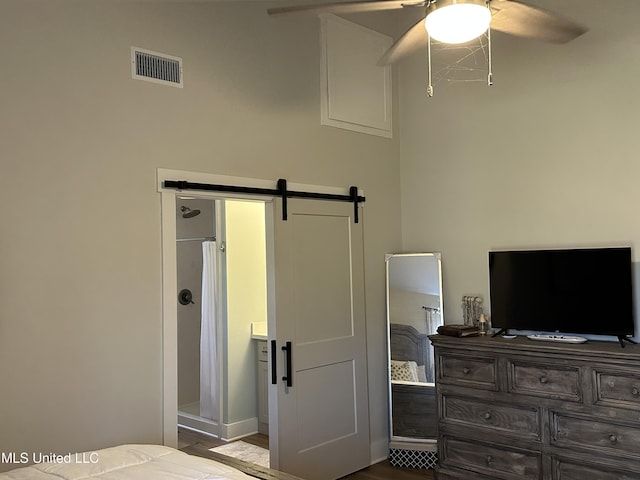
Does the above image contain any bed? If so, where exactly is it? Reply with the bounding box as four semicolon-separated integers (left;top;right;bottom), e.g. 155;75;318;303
0;444;292;480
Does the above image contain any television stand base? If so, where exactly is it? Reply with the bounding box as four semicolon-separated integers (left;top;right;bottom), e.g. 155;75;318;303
492;328;508;338
618;336;637;348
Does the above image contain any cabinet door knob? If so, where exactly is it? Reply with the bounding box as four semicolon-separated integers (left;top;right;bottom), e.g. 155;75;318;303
485;455;493;465
463;367;470;375
539;376;549;384
632;387;639;396
483;412;492;420
609;434;618;443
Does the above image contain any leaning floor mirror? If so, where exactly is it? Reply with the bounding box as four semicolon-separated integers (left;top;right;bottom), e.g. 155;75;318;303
385;253;444;468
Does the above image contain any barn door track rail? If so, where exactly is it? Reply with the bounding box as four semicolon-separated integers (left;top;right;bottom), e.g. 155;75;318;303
163;178;365;223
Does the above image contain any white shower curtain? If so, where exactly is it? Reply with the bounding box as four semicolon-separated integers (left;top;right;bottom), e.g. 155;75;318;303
200;241;219;421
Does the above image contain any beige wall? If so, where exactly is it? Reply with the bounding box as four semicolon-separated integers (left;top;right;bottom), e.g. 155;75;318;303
0;0;402;469
398;0;640;338
224;199;266;425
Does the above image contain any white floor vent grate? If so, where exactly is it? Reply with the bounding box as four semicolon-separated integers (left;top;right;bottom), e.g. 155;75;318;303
131;47;183;88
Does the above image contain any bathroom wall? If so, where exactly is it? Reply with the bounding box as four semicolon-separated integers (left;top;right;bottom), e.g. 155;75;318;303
176;198;215;409
224;200;267;430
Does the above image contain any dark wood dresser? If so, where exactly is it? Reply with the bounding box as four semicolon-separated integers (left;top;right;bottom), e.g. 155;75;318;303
430;334;640;480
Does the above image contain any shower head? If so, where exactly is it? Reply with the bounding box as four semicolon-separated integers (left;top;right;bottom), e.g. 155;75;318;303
180;206;201;219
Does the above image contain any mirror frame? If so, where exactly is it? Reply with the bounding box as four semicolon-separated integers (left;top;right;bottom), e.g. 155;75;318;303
385;252;444;442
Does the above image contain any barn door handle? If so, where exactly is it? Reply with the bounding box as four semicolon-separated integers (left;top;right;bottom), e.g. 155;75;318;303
282;341;293;387
271;340;277;385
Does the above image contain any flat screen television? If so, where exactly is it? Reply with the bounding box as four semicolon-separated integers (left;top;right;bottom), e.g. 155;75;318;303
489;247;634;341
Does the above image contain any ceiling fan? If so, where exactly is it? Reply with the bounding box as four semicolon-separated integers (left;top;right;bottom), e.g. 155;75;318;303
267;0;588;65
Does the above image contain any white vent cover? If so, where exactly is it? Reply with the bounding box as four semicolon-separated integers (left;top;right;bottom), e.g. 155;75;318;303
131;47;183;88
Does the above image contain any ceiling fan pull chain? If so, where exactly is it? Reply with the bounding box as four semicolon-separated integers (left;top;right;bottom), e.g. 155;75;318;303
426;32;434;97
487;23;493;87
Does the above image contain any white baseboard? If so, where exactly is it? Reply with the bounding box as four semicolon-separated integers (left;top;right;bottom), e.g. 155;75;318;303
370;436;389;464
178;412;219;437
220;417;259;441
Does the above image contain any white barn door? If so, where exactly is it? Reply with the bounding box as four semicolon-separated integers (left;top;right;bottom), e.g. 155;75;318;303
271;198;370;480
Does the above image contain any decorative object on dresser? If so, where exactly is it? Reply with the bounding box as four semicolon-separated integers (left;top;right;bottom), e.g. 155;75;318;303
461;295;483;327
386;253;444;469
431;334;640;480
437;324;480;337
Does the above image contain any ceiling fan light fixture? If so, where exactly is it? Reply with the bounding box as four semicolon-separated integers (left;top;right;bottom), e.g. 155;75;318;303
425;0;492;44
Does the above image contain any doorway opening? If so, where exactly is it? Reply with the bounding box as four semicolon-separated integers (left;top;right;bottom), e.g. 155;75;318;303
175;196;269;444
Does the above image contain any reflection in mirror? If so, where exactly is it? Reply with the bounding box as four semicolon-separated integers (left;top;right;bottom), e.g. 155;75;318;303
386;253;444;444
387;253;443;385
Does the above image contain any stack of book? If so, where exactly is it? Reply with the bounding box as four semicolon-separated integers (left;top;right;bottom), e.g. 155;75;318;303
437;324;480;337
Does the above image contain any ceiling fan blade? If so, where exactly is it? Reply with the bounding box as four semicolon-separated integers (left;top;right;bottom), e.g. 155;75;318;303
377;18;427;65
268;0;415;17
490;0;587;44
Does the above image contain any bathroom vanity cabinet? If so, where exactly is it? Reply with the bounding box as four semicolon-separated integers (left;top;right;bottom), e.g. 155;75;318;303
256;340;269;435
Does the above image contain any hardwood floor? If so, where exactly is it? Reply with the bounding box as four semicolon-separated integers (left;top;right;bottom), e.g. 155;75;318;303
178;427;435;480
341;460;434;480
178;426;269;450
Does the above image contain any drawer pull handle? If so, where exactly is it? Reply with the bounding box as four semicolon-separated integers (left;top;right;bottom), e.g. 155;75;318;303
539;376;549;384
483;412;492;420
609;434;618;443
632;387;639;396
485;455;493;465
463;367;470;375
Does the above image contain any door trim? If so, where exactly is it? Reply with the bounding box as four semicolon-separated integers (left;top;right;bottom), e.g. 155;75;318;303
157;168;360;449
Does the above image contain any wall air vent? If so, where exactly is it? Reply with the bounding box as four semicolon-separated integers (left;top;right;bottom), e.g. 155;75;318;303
131;47;183;88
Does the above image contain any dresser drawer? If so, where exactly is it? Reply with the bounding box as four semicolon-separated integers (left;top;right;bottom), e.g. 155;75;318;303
442;395;541;439
551;411;640;456
507;360;581;402
441;436;542;480
437;353;497;390
593;369;640;409
551;456;640;480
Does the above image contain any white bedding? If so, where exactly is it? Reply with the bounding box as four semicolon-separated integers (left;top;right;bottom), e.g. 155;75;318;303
0;444;256;480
